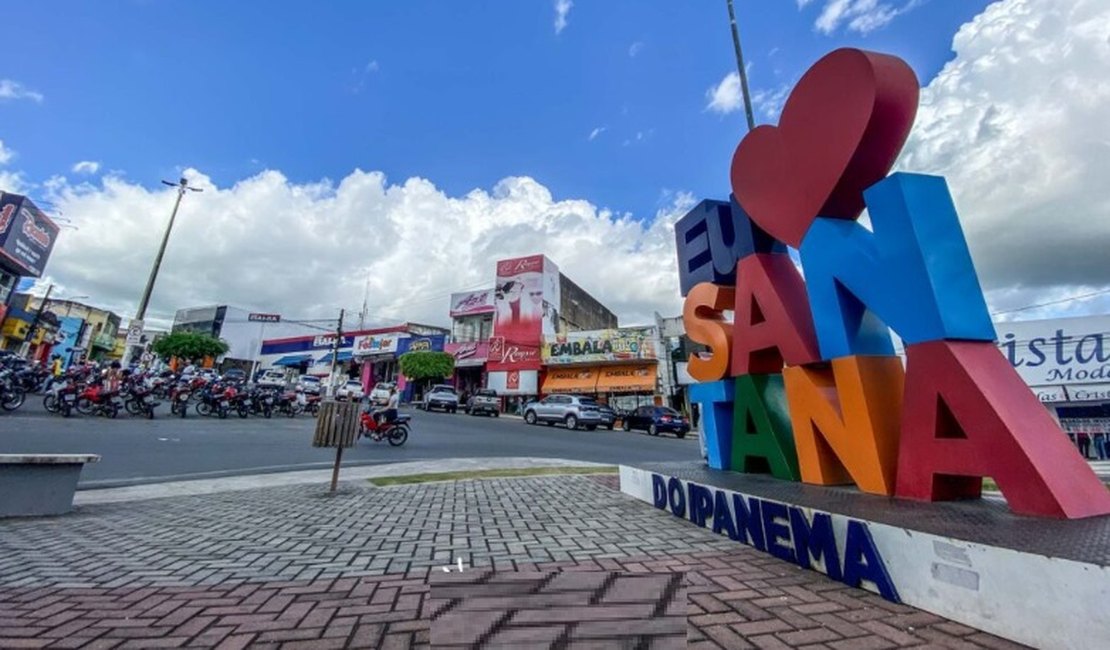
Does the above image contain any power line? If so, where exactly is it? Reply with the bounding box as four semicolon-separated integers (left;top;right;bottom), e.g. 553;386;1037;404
990;288;1110;316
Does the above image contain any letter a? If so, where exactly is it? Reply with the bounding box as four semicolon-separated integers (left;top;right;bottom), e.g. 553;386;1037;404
784;356;904;495
895;341;1110;519
731;253;822;375
732;374;800;480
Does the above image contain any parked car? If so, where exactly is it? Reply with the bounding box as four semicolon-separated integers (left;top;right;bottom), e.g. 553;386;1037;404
296;375;322;395
522;394;602;430
423;385;459;413
336;380;366;401
222;368;247;383
198;368;219;382
369;382;395;406
257;369;287;388
595;403;617;430
465;389;500;417
622;405;690;438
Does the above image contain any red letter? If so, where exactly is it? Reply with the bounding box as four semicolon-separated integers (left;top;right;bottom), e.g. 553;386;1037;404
731;253;821;375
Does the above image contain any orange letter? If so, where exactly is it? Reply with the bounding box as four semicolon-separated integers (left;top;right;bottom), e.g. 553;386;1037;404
783;356;904;495
683;282;735;382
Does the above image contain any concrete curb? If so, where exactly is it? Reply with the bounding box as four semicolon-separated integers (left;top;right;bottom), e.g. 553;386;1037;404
73;457;612;506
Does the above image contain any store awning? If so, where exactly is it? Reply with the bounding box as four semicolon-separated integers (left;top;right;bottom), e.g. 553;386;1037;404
316;350;353;364
595;364;657;393
542;367;599;394
273;354;313;367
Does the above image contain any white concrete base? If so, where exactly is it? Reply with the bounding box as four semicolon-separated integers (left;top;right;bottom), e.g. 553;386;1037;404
621;465;1110;650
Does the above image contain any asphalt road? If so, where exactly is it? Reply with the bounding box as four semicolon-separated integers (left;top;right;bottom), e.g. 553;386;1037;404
1;399;701;488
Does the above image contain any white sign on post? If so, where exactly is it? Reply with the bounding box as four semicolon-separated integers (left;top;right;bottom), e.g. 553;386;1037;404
126;320;144;347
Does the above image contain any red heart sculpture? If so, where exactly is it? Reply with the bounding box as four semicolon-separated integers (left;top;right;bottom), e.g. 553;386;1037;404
729;48;919;248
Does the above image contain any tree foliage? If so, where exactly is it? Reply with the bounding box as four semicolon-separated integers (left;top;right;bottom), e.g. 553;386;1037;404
398;351;455;381
151;331;230;361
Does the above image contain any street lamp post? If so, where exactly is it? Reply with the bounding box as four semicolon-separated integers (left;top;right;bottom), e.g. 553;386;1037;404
123;177;201;366
726;0;756;132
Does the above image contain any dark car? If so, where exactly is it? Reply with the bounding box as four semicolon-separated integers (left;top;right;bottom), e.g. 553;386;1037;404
595;404;617;430
622;405;689;438
222;368;247;383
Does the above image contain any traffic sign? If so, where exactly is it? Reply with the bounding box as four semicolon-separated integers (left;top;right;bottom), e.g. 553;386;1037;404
125;320;144;346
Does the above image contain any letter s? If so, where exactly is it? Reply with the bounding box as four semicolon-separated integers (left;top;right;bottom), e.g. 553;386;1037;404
683;282;735;382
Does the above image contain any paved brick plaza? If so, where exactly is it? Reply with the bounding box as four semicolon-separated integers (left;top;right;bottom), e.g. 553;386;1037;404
0;474;1025;648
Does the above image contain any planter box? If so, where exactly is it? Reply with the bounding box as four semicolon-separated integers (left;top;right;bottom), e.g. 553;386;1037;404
0;454;100;517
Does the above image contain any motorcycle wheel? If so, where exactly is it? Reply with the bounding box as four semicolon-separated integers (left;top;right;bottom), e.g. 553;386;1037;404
146;406;155;420
238;405;250;419
61;402;72;418
196;402;212;417
263;406;272;419
106;405;119;419
387;426;408;447
285;406;295;418
178;401;188;419
43;394;59;413
125;400;142;416
1;389;25;411
75;397;96;415
218;406;229;419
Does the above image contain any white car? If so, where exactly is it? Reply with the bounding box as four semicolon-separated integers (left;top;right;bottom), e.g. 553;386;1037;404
336;380;366;401
257;369;288;388
369;382;395;405
296;375;322;395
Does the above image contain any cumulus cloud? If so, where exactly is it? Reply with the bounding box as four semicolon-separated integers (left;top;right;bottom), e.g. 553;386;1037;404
30;170;694;331
899;0;1110;319
705;72;742;114
587;126;607;141
0;80;43;103
752;84;790;121
628;41;644;58
800;0;917;35
0;140;13;165
365;60;380;73
554;0;573;34
71;161;101;175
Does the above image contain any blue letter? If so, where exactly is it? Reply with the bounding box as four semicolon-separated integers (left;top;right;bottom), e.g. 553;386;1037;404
843;520;899;602
800;173;995;359
675;197;785;296
712;490;739;540
652;474;667;509
732;494;766;551
667;477;686;518
789;509;842;581
688;483;714;527
761;501;795;563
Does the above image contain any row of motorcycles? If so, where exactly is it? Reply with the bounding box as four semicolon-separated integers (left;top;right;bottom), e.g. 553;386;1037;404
1;355;322;420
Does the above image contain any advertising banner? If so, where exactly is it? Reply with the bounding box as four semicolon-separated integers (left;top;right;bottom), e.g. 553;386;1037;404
487;369;538;396
488;254;559;371
248;313;281;323
397;334;445;355
996;315;1110;387
0;193;60;278
543;327;657;365
445;340;489;367
449;289;495;317
352;333;403;357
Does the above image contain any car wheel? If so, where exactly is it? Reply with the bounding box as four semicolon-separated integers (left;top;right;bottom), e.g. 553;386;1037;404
585;425;597;431
676;432;686;439
649;424;659;436
622;420;631;432
565;414;578;430
493;411;499;418
606;424;614;431
524;410;537;425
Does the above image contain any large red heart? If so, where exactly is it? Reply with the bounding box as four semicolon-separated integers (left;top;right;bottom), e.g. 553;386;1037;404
730;48;919;248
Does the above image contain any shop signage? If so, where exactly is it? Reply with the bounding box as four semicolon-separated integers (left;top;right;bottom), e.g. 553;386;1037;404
397;334;445;355
312;334;354;349
488;254;559;371
445;340;490;367
353;334;400;356
248;313;281;323
449;289;495;317
678;47;1109;519
0;193;60;278
1067;382;1110;403
995;315;1110;387
488;335;540;368
407;338;432;352
543;328;657;364
1032;385;1068;403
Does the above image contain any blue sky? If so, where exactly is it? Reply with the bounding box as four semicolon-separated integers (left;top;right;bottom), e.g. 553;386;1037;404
2;0;992;220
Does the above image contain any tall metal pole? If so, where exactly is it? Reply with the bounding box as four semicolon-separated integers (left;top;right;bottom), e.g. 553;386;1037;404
20;284;54;357
123;177;200;366
726;0;757;132
327;309;344;399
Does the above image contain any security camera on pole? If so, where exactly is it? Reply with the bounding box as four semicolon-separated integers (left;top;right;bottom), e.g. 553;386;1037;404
122;177;201;367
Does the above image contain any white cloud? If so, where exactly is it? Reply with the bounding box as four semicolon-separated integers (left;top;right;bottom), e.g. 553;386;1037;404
31;169;695;330
71;161;101;175
705;71;742;114
588;126;607;141
0;140;14;165
365;60;380;73
752;84;790;121
0;80;43;103
628;41;644;58
554;0;573;34
899;0;1110;319
802;0;917;35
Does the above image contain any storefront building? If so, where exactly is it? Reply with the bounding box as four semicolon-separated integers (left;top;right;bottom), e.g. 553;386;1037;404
446;289;495;396
540;326;665;412
0;192;61;357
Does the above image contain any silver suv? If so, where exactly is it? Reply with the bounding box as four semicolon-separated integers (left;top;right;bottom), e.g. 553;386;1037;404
523;395;603;431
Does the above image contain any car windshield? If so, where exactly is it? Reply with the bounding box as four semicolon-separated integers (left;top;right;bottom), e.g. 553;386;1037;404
346;381;361;386
656;407;681;416
301;377;319;384
374;383;392;390
579;398;598;406
476;390;496;397
433;386;456;394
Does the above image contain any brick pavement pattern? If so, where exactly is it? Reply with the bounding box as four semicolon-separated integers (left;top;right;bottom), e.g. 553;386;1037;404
429;570;685;649
0;475;1026;648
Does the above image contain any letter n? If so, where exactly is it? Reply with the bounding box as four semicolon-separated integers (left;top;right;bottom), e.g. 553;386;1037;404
731;253;821;375
895;340;1110;519
732;374;800;480
784;356;904;495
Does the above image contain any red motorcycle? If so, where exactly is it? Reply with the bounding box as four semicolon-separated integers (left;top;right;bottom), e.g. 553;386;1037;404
358;409;410;446
75;381;124;418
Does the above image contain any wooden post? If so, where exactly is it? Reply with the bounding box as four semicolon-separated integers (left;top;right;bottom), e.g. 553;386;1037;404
330;446;344;493
313;400;359;494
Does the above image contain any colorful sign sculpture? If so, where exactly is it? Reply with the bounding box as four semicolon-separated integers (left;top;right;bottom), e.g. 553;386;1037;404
678;48;1110;520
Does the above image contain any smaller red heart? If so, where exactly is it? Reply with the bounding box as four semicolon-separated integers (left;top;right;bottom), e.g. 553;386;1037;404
730;48;919;248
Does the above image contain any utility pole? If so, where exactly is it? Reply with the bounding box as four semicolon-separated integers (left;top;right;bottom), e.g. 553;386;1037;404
726;0;757;132
19;284;54;358
327;309;344;398
123;177;202;366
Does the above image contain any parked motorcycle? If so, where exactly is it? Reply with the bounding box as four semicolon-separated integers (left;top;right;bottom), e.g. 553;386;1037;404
0;368;26;412
168;380;191;418
123;379;159;419
194;383;231;419
358;409;410;446
43;377;79;418
75;381;123;418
